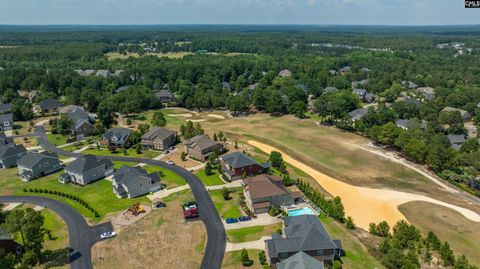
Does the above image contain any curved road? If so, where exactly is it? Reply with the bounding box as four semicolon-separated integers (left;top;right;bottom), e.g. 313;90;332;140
34;126;226;269
0;196;112;269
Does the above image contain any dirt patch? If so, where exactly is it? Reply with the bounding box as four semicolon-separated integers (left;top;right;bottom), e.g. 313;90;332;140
111;204;152;231
248;140;480;230
92;191;205;269
161;146;202;169
207;114;225;119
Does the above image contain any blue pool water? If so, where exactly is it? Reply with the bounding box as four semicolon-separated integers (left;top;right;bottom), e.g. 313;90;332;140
288;207;317;217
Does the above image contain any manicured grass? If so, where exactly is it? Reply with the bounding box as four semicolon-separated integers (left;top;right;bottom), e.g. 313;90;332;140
47;134;68;146
227;223;282;243
320;215;384;269
222;249;263;269
0;168;149;220
194;170;225;186
82;148;161;159
41;209;69;250
112;161;138;169
209;188;243;220
143;165;187;188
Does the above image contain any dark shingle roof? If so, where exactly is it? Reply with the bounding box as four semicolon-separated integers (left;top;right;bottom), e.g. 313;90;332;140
184;134;221;151
113;165;161;198
115;86;130;93
17;151;58;168
221;152;259;169
0;103;12;113
39;99;64;110
0;131;13;145
65;154;113;174
60;105;91;130
156;89;173;99
141;127;175;141
0;144;26;159
0;113;13;123
102;128;132;144
323;87;338;94
348;108;367;121
277;251;325;269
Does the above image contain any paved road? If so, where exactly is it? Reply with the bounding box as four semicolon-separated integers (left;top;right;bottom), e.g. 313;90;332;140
34;126;226;269
0;196;112;269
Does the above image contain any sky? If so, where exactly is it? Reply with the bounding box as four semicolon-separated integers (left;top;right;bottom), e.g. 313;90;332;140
0;0;479;25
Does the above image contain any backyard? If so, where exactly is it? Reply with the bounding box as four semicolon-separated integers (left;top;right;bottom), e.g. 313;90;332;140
222;249;264;269
82;147;162;159
143;164;187;188
209;187;243;220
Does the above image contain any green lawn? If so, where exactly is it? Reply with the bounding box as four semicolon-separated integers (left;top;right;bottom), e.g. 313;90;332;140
41;209;69;250
47;134;69;146
195;170;225;186
0;168;149;220
112;161;138;169
209;188;243;220
227;223;282;243
82;148;161;159
143;165;187;188
222;249;264;269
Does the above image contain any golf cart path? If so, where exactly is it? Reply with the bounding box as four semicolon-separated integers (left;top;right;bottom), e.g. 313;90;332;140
248;140;480;230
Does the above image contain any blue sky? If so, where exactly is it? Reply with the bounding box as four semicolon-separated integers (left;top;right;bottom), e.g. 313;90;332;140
0;0;479;25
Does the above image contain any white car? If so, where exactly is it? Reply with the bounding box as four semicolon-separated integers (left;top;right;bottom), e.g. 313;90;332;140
166;160;175;165
100;231;117;240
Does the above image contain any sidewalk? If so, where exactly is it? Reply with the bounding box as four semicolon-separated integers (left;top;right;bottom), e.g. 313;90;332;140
206;180;242;191
147;185;191;201
224;213;282;230
225;236;270;252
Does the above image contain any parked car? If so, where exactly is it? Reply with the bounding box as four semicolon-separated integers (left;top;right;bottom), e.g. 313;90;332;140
183;201;199;218
166;160;175;165
152;201;166;209
100;231;117;239
226;218;239;224
238;216;252;222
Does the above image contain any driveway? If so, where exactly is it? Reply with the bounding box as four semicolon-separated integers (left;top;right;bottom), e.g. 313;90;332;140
0;196;112;269
34;125;226;269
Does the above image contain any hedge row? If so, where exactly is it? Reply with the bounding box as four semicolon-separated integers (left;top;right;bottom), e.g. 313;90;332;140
23;188;100;218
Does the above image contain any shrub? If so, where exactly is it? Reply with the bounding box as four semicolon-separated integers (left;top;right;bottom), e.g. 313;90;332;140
23;188;27;192
259;250;267;265
28;188;33;192
268;206;280;217
345;216;356;230
333;260;342;269
240;249;253;267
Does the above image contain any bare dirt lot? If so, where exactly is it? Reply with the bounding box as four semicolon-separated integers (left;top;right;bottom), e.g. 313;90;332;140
92;191;206;269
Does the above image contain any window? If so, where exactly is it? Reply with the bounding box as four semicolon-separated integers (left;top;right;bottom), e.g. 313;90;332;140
316;249;324;256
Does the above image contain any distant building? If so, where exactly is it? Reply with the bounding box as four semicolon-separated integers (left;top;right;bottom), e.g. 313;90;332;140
59;155;114;185
220;152;270;180
416;87;435;101
395;119;427;130
17;151;62;181
0;103;12;114
100;128;132;149
323;87;339;95
0;144;27;168
277;252;325;269
222;81;231;90
441;107;472;121
112;165;164;198
351;79;368;89
0;114;13;131
184;134;225;162
59;105;94;138
115;85;130;93
0;131;13;145
363;92;376;103
0;228;19;254
339;66;351;75
278;69;292;78
295;84;308;93
156;89;174;103
401;81;418;89
140;127;176;151
348;108;368;122
39;98;64;113
352;88;367;100
447;134;467;151
96;70;112;78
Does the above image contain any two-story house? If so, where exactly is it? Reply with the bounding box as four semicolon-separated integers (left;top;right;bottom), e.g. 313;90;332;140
99;128;132;149
112;165;163;198
17;151;62;181
0;114;13;131
220;152;270;180
140;127;176;150
0;144;27;168
184;134;225;162
59;154;114;185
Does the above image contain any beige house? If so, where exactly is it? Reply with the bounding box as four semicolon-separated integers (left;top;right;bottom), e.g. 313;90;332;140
141;127;176;150
183;134;224;162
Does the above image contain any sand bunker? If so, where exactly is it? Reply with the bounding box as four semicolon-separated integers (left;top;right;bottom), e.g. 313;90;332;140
248;140;480;230
168;113;192;118
189;119;206;123
207;114;225;119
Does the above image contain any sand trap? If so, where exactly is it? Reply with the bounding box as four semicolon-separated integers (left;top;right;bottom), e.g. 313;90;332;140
207;114;225;119
248;140;480;230
190;119;206;123
168;113;192;118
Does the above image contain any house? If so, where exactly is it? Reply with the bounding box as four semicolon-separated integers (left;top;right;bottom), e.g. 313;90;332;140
339;66;351;75
0;144;27;168
279;69;292;78
113;70;124;77
398;96;422;106
222;81;231;90
295;84;308;93
352;88;367;100
361;67;371;73
329;70;337;75
265;215;342;268
364;92;376;103
184;134;225;162
28;90;39;102
0;131;13;145
59;155;114;185
351;79;368;89
156;89;174;103
395;119;427;130
441;107;472;121
100;128;132;148
277;252;325;269
402;81;418;89
115;85;130;93
220;152;270;180
0;228;18;254
17;151;62;181
0;113;13;131
0;103;12;113
39;98;64;113
243;174;301;213
323;87;338;95
416;87;435;101
447;134;467;151
59;105;94;138
348;108;368;122
96;70;112;78
140;127;176;150
248;83;258;90
112;165;163;198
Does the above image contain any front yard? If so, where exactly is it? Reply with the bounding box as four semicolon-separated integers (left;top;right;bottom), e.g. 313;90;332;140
82;148;162;159
195;170;225;186
47;134;69;146
209;187;243;220
143;165;187;188
226;223;282;243
222;249;264;269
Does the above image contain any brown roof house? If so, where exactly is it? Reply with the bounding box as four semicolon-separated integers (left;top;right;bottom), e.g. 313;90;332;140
141;127;177;151
243;174;302;214
184;134;225;162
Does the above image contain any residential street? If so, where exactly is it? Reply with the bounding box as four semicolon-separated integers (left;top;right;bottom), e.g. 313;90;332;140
0;196;113;269
34;125;226;269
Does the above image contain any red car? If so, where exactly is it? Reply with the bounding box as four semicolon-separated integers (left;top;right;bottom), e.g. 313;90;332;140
183;202;199;218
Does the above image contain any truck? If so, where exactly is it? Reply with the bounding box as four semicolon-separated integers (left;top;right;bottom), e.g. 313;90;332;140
183;201;199;218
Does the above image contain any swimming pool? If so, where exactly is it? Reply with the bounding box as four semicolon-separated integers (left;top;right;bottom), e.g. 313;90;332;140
288;207;317;217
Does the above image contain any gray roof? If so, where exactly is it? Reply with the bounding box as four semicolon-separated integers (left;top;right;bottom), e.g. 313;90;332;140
141;127;175;141
17;151;59;169
221;152;260;169
0;131;13;145
278;251;325;269
266;215;338;258
395;119;427;130
353;88;367;97
441;107;471;120
402;81;418;89
222;81;231;89
323;87;339;94
156;89;173;99
0;228;12;240
364;92;376;103
96;70;112;78
447;135;466;150
60;105;91;130
102;128;132;144
295;84;308;92
39;99;64;110
348;108;368;121
0;113;13;123
184;134;221;151
65;155;113;174
0;103;12;113
113;165;161;198
115;85;130;93
0;144;26;159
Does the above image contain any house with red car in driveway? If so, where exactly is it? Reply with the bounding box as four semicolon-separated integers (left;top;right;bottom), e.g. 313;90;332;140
220;152;270;180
